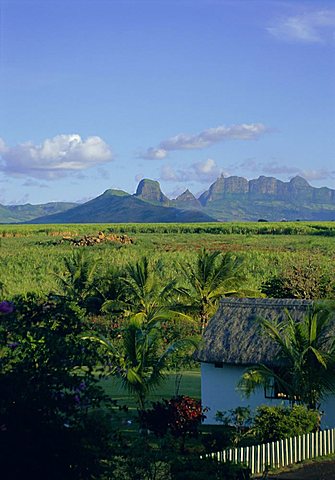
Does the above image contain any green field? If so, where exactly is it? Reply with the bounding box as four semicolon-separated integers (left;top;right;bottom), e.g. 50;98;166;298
0;221;334;297
101;370;201;409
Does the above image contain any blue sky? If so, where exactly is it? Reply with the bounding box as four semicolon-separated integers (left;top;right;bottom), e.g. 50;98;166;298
1;0;334;204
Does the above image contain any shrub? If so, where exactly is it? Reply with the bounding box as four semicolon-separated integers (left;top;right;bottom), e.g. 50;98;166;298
0;293;115;479
140;395;205;451
253;404;320;442
170;456;250;480
261;259;335;299
215;407;252;446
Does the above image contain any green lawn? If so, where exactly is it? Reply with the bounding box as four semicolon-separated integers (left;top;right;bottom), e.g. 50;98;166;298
99;369;201;435
100;369;201;410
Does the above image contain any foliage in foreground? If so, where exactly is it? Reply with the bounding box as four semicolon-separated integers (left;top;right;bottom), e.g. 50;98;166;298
0;294;115;479
215;404;320;446
253;405;320;443
111;437;251;480
139;395;205;452
239;304;335;410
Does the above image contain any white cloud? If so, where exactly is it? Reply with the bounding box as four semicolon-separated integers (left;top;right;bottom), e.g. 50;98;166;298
267;10;335;44
296;168;335;182
233;158;335;183
0;134;113;180
140;148;168;160
22;179;49;188
0;138;7;154
160;158;226;184
140;123;269;159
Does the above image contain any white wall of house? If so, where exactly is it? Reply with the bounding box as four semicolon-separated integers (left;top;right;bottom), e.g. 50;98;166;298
201;362;335;428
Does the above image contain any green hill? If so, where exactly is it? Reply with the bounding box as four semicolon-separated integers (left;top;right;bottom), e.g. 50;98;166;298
28;189;215;223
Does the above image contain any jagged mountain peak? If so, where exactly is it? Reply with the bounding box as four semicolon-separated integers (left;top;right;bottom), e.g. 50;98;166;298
135;178;169;203
174;189;201;209
289;175;311;187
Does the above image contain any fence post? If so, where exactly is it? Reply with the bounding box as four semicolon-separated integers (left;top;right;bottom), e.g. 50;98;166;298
257;444;261;474
245;446;249;468
262;443;266;472
204;428;335;473
276;440;280;468
327;430;332;455
251;445;255;475
285;438;289;466
299;435;302;462
306;433;311;459
271;441;275;469
289;437;293;465
239;446;243;464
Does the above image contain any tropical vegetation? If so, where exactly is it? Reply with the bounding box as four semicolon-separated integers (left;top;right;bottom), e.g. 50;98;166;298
0;222;334;478
239;304;335;410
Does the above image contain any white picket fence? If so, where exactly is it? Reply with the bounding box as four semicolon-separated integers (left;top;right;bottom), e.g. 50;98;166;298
204;428;335;475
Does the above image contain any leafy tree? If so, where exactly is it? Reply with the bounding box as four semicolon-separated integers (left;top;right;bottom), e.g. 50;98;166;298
261;258;335;299
120;256;180;319
239;304;335;410
55;249;98;305
215;406;252;446
84;317;197;409
0;293;114;479
101;256;186;330
181;249;247;332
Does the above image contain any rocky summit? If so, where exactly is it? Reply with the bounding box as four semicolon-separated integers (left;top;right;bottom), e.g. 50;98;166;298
196;175;335;221
1;175;335;223
135;179;169;204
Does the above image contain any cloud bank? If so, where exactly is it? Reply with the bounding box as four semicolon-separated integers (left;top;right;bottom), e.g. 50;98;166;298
160;158;225;184
234;159;335;183
267;10;335;44
0;134;113;179
140;123;269;159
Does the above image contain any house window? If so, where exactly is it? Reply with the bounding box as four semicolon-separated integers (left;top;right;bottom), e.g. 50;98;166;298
264;377;290;400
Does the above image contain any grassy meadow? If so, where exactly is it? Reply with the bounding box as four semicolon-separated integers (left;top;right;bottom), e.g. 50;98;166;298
0;221;334;297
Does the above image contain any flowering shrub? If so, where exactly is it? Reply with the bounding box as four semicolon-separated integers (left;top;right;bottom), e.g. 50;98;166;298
0;293;114;479
0;300;14;314
140;395;205;451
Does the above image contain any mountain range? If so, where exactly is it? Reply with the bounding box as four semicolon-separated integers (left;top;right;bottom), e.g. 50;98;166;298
1;175;335;223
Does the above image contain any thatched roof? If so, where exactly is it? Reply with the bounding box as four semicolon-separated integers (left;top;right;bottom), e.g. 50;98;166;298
196;298;314;366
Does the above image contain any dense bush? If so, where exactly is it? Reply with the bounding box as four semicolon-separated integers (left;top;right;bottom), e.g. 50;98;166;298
170;456;250;480
261;259;335;299
140;395;205;451
0;293;115;479
111;438;250;480
253;404;320;442
215;407;252;446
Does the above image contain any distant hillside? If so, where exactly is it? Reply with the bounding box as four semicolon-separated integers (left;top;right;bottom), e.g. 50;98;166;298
198;175;335;221
28;189;215;223
3;175;335;223
0;202;78;223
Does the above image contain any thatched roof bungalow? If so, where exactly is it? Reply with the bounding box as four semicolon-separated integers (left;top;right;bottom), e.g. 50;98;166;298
197;298;335;427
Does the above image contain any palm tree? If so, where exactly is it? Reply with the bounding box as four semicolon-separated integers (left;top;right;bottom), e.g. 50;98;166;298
181;249;247;333
122;256;178;317
102;256;186;325
55;250;97;303
239;304;335;410
83;316;197;409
